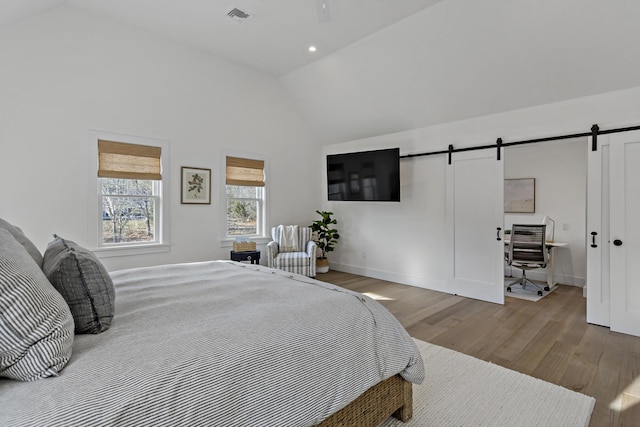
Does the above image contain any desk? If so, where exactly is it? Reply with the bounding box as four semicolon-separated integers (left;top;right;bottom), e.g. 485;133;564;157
504;239;567;287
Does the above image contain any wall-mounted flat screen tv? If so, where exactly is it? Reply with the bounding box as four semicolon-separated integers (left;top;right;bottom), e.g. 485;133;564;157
327;148;400;202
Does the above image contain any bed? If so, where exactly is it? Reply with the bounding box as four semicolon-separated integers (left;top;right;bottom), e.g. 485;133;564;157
0;230;424;427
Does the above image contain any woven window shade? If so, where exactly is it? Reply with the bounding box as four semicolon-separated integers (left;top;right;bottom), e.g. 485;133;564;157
98;140;162;180
226;156;265;187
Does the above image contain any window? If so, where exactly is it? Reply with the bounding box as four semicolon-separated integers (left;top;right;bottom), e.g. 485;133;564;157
225;156;265;237
96;139;165;248
100;178;159;245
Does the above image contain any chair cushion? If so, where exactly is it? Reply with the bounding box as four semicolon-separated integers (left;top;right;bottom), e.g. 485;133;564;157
42;235;115;334
275;252;312;267
0;218;43;267
0;229;74;381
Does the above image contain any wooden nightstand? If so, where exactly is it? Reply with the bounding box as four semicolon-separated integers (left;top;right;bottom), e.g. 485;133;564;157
230;250;260;265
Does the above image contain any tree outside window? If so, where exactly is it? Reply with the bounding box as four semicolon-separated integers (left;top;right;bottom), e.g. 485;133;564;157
101;178;159;244
226;185;262;236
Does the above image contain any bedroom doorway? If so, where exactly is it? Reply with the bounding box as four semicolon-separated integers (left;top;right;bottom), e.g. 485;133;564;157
503;137;588;305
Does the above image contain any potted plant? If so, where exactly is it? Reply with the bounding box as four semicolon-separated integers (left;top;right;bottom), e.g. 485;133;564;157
310;210;340;273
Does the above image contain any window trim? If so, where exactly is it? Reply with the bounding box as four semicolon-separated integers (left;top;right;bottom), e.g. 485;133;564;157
88;130;171;258
220;151;269;246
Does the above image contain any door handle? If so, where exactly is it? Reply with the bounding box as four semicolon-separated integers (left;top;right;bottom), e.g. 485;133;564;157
496;227;502;241
613;239;623;246
590;231;598;248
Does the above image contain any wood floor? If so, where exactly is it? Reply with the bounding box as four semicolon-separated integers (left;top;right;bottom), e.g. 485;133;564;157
317;270;640;427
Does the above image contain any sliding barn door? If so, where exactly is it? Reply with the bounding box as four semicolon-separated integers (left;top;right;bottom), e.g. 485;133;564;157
587;130;640;337
586;136;611;327
446;149;504;304
609;131;640;336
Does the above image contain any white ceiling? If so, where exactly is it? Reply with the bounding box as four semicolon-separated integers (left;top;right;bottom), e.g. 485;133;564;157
5;1;640;146
0;0;444;76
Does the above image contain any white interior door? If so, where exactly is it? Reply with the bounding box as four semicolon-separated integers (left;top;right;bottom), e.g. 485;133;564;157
609;130;640;336
446;149;504;304
586;136;611;327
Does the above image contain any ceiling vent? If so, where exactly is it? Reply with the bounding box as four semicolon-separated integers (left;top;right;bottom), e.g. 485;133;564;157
227;8;251;22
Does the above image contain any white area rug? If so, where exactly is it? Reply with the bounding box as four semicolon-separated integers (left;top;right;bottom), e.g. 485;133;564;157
381;338;595;427
505;280;558;302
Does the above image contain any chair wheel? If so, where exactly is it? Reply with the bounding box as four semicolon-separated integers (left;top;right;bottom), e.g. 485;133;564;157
538;291;543;296
544;286;550;291
506;287;512;292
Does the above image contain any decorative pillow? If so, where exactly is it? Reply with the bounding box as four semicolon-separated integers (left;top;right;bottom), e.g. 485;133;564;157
0;229;74;381
0;217;43;267
276;225;299;252
42;235;115;334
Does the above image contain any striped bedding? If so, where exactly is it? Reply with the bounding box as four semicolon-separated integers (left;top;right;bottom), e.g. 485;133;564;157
0;261;424;427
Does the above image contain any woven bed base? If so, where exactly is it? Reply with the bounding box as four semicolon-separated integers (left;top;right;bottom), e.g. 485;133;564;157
315;375;413;427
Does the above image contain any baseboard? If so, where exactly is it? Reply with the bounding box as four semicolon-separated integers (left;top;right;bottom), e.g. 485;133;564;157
329;262;448;293
327;262;584;293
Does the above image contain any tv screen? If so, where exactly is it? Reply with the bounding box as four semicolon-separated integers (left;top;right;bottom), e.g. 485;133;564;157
327;148;400;202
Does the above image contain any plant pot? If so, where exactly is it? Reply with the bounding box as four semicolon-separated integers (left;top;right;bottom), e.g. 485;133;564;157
316;258;330;274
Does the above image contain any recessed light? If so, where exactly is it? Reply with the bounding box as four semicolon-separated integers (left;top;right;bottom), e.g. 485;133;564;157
308;45;317;52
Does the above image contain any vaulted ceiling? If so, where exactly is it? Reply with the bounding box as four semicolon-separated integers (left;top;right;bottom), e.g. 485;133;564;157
0;0;443;76
3;1;640;146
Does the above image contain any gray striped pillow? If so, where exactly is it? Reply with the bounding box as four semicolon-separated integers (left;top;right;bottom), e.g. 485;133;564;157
0;218;43;267
42;235;115;334
0;229;74;381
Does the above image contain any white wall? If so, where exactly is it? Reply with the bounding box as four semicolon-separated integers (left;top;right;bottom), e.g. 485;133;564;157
323;87;640;292
0;5;319;271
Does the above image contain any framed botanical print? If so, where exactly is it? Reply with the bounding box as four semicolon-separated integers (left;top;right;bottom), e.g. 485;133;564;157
181;166;211;204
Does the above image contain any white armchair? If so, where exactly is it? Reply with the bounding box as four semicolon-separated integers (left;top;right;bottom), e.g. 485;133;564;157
266;225;316;277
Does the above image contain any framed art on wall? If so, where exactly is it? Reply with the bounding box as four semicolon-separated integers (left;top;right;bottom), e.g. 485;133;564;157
504;178;535;213
181;166;211;204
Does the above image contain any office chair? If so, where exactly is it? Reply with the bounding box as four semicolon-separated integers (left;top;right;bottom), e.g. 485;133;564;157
506;224;549;297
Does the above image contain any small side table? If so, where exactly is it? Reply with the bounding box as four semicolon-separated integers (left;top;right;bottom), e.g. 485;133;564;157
230;250;260;265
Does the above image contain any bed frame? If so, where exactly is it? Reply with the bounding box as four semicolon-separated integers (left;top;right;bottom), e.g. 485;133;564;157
315;375;413;427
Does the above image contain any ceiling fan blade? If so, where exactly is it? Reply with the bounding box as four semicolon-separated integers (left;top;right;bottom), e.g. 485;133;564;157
315;0;331;23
